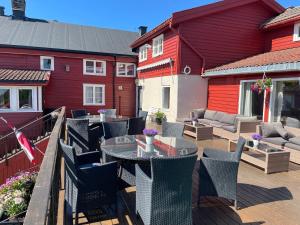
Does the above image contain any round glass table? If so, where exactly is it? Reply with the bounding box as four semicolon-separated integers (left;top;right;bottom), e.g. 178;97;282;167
78;115;129;124
101;135;198;161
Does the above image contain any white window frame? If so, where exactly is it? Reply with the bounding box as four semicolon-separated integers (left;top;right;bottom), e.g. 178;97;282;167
152;34;164;57
116;63;136;77
139;45;148;62
40;56;54;71
83;84;105;106
293;23;300;42
83;59;106;76
0;87;12;111
0;86;40;112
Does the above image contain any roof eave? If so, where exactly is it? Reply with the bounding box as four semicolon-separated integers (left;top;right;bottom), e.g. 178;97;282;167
203;62;300;77
263;15;300;30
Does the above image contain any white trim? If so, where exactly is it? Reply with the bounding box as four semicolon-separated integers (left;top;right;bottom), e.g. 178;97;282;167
152;34;164;58
137;58;172;71
38;86;43;111
116;62;136;77
83;84;105;106
83;59;106;76
293;23;300;42
40;56;54;71
139;45;148;62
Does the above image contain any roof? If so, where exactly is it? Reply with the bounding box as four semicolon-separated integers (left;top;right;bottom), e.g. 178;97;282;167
131;0;284;48
0;16;139;56
204;47;300;76
0;69;50;85
263;7;300;29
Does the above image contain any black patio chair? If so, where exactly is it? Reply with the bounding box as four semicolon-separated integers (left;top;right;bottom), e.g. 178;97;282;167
71;109;87;118
60;140;118;225
162;121;185;138
127;117;146;135
136;155;197;225
138;110;148;121
102;121;128;140
104;109;117;117
198;137;246;209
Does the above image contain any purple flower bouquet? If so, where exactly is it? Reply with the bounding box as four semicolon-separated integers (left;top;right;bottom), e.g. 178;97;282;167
143;129;158;137
251;133;262;141
98;109;106;114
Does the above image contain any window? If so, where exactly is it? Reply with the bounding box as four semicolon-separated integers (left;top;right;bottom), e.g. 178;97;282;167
18;89;33;110
139;45;148;62
293;23;300;41
116;63;136;77
40;56;54;71
83;59;106;76
162;87;170;110
0;88;10;110
83;84;105;105
152;34;164;57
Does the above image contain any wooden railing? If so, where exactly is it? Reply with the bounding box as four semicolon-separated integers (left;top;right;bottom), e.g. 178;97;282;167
23;107;66;225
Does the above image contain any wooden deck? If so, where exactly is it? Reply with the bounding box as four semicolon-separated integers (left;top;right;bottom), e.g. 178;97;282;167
57;132;300;225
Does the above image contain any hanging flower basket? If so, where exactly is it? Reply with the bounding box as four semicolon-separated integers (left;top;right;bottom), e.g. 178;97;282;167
251;77;272;94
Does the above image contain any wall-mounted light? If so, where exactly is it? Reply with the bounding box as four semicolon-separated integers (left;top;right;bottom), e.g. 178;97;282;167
65;65;70;72
118;85;123;91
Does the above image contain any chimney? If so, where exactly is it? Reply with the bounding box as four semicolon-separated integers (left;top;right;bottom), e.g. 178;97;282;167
138;26;148;36
11;0;26;20
0;6;4;16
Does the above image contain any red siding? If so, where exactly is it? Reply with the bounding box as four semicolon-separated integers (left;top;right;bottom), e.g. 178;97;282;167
0;48;137;120
265;25;300;51
180;2;277;72
137;30;179;78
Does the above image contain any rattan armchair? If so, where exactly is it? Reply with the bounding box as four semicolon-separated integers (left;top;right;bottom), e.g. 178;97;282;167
162;121;185;138
128;117;146;135
198;137;246;209
60;140;118;225
136;155;197;225
71;109;87;118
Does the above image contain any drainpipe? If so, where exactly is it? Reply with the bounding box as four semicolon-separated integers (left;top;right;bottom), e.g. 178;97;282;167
112;56;117;109
169;23;206;75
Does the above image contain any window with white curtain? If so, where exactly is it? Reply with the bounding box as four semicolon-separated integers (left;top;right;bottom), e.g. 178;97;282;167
152;34;164;57
83;59;106;76
116;63;136;77
83;84;105;105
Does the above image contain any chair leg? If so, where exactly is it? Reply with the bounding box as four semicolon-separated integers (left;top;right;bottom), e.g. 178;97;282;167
234;200;238;210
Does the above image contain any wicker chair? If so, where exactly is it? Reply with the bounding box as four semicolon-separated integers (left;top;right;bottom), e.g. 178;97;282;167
128;117;146;135
71;109;87;118
60;140;118;225
138;110;148;121
198;137;246;209
136;155;197;225
67;119;90;153
162;121;185;138
102;121;128;140
104;109;117;117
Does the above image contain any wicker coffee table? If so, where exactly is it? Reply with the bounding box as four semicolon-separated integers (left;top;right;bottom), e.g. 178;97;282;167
183;122;213;141
228;139;290;174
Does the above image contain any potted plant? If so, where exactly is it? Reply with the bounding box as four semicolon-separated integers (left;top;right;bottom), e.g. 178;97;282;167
0;172;37;224
143;129;158;145
154;111;166;125
251;78;272;94
251;133;262;148
97;109;106;121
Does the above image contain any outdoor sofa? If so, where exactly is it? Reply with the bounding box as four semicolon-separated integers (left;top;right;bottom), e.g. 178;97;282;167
189;109;261;140
257;118;300;164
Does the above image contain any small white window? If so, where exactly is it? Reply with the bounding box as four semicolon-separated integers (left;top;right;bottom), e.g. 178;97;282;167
83;84;105;106
18;88;33;110
162;86;170;110
40;56;54;71
116;63;136;77
293;23;300;42
0;88;11;110
152;34;164;57
83;59;106;76
139;45;148;62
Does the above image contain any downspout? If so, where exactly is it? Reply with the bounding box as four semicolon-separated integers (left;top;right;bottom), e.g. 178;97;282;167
112;56;117;109
169;23;206;75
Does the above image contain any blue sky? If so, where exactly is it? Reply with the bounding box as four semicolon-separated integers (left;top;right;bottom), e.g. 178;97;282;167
0;0;296;32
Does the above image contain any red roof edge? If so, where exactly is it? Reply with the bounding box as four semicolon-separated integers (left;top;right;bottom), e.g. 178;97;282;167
263;14;300;30
131;0;284;49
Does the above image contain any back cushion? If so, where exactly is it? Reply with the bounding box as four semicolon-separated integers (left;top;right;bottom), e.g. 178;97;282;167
204;110;217;120
261;123;282;138
286;117;300;128
220;113;237;125
214;112;226;122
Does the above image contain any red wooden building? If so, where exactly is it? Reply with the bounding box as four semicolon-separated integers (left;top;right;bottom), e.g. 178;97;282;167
0;0;138;135
131;0;284;121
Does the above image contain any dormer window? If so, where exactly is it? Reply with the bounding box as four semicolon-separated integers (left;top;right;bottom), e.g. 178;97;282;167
152;34;164;57
293;23;300;41
139;45;148;62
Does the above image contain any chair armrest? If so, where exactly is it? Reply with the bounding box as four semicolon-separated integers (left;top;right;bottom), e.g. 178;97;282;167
76;151;101;165
203;148;234;161
237;120;261;133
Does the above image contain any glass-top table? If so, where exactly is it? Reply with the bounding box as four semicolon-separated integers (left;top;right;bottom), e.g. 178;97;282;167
101;135;198;161
78;115;129;124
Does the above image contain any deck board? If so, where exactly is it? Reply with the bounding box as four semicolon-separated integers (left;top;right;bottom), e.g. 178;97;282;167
57;132;300;225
